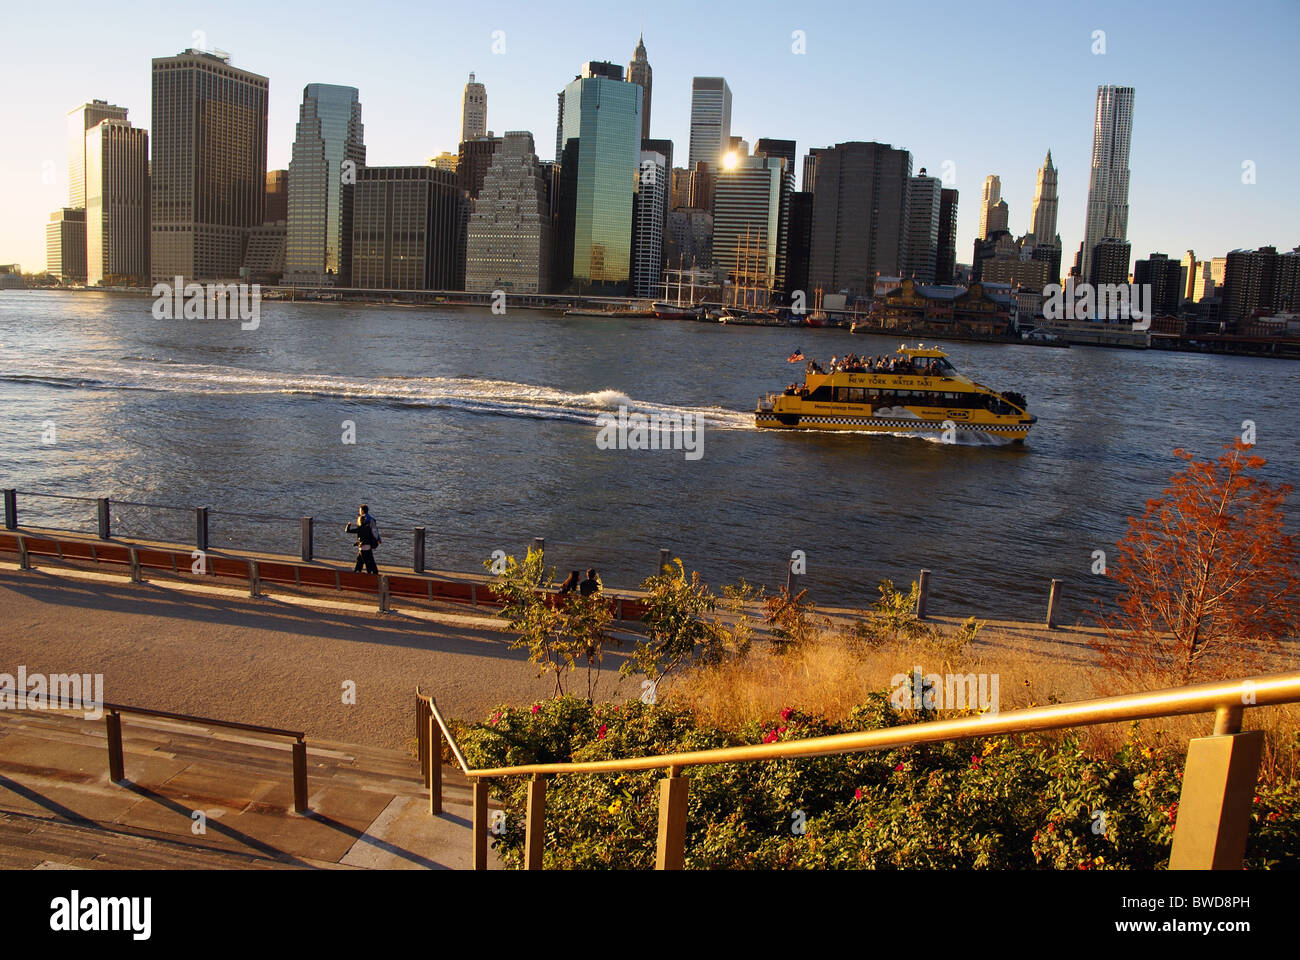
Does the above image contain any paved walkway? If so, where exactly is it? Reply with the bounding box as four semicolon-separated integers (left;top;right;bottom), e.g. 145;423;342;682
0;707;499;870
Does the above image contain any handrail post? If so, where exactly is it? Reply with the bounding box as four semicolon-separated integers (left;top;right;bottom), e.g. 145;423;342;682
2;488;16;530
378;575;390;613
300;517;313;562
196;507;209;552
525;774;546;870
655;766;689;870
128;548;143;583
428;711;443;815
1046;578;1061;629
248;559;261;598
473;779;489;870
657;548;669;576
1168;718;1263;870
97;497;111;540
17;535;30;571
917;568;931;620
292;738;309;814
106;710;125;783
413;526;426;574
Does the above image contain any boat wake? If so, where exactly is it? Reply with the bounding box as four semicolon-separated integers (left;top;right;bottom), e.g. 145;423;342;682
1;357;755;430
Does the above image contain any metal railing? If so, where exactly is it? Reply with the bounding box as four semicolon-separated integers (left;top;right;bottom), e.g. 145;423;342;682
417;671;1300;871
13;695;310;814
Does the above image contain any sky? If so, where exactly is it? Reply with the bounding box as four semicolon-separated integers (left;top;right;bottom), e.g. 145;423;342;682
1;0;1297;274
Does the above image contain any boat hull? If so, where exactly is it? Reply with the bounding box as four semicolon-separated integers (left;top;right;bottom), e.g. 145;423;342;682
754;409;1034;441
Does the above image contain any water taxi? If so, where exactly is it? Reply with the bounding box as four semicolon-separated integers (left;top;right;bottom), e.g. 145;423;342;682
754;345;1036;442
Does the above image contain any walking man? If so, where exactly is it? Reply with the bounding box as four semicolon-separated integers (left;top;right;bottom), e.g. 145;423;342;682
346;504;380;574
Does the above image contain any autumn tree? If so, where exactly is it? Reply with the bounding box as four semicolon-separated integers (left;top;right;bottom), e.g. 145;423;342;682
1094;440;1300;684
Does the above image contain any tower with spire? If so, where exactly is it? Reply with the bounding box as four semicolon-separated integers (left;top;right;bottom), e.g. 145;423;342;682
627;34;652;141
1030;150;1059;245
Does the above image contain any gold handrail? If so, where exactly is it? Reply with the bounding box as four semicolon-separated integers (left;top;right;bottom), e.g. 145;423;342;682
416;687;471;774
445;671;1300;778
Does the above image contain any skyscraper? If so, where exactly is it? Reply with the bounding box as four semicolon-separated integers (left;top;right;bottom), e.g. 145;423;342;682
458;135;503;199
807;141;912;297
1080;85;1135;282
461;73;486;143
351;166;463;290
46;209;86;283
554;62;641;294
1180;250;1198;302
1030;151;1059;244
906;169;941;282
632;150;667;298
935;188;959;284
265;170;289;223
151;49;268;282
67;100;129;210
978;175;1001;240
627;35;652;141
466;131;552;294
712;154;793;299
688;78;732;169
85;119;150;286
1133;252;1182;317
986;199;1009;237
285;84;365;285
754;139;797;173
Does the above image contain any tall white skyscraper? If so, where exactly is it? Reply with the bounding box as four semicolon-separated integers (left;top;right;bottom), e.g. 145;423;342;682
67;100;129;210
1030;150;1058;244
978;175;1001;239
461;73;486;143
632;150;667;297
688;77;732;169
85;119;150;286
906;169;942;282
1080;85;1135;282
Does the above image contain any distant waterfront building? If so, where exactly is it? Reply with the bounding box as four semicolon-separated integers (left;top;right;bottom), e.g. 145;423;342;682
627;36;653;141
1180;250;1197;303
243;222;286;284
631;149;667;298
151;49;268;281
1029;151;1058;244
1221;246;1300;329
642;137;675;244
986;199;1009;238
458;135;503;200
351;166;463;289
670;167;692;210
265;170;288;223
46;208;86;283
427;152;459;172
971;230;1015;282
784;191;813;298
905;169;942;282
67;100;129;210
688;161;716;212
466;132;552;294
285;84;365;285
85;119;150;286
1088;237;1132;289
553;62;641;294
688;78;732;169
935;188;959;284
978;175;1001;240
664;208;713;271
807;141;912;297
461;73;486;143
755;139;796;174
1080;85;1136;282
712;154;793;299
801;153;818;194
1133;252;1182;317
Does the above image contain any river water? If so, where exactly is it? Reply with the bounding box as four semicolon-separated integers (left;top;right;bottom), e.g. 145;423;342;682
2;289;1297;623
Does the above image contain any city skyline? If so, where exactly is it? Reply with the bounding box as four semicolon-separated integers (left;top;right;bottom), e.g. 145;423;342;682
2;0;1297;276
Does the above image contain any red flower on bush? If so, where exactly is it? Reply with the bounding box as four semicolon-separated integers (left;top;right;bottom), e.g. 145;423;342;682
763;730;779;744
894;763;904;773
854;787;863;801
780;707;793;722
597;724;608;740
531;704;540;714
970;754;982;767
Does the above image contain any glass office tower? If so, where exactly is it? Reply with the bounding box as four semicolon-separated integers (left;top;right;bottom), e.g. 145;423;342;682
285;83;365;284
554;63;641;294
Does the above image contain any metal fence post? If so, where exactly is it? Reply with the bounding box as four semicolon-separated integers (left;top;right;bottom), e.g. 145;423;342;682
525;774;546;870
300;517;313;562
658;548;669;576
917;568;931;620
428;712;442;816
97;497;111;539
17;535;30;571
413;526;426;574
292;739;309;814
1169;706;1262;870
656;767;689;870
128;548;143;583
106;711;125;783
378;575;390;613
196;507;209;552
2;489;16;530
473;780;489;870
1046;579;1061;629
248;560;261;598
532;537;545;558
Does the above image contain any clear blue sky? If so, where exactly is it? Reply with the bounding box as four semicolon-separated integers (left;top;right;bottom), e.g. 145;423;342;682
2;0;1296;274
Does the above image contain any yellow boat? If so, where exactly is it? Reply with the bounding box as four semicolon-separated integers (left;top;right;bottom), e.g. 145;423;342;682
754;345;1036;442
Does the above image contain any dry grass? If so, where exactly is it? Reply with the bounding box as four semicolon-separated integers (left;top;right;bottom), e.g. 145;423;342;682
665;618;1299;785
